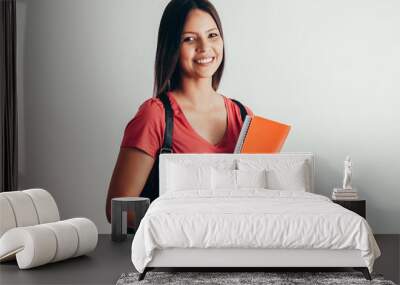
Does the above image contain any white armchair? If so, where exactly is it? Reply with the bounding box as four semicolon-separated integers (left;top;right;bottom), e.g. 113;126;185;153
0;189;97;269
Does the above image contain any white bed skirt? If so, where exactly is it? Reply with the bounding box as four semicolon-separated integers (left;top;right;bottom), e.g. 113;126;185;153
147;248;366;268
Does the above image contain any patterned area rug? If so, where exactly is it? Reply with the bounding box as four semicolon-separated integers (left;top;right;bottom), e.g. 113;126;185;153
116;271;396;285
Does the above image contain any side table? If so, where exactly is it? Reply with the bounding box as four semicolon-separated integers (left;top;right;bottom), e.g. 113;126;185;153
332;199;366;219
111;197;150;242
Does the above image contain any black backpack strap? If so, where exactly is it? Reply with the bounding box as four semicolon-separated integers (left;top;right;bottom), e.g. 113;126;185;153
231;98;248;122
158;93;174;153
139;93;174;202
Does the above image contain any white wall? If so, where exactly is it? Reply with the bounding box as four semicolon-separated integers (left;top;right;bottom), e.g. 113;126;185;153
16;0;400;234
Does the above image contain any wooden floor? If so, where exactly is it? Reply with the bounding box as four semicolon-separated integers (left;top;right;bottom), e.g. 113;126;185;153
0;234;398;285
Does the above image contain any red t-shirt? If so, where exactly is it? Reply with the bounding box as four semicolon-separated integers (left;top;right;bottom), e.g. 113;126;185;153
120;92;254;158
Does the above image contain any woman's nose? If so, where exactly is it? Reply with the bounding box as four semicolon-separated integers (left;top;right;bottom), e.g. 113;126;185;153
195;37;211;52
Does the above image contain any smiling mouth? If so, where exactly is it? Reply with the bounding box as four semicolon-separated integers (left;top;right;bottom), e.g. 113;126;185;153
194;57;215;65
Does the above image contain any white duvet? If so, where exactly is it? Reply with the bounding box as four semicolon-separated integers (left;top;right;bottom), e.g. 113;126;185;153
131;189;380;273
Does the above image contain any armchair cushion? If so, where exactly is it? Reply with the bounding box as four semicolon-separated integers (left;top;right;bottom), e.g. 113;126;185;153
0;218;97;269
0;189;97;269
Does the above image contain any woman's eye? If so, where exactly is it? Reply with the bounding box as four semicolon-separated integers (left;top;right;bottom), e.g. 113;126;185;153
183;37;195;43
209;33;219;38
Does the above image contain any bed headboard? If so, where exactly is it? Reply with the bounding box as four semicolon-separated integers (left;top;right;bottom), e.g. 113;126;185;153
158;153;315;195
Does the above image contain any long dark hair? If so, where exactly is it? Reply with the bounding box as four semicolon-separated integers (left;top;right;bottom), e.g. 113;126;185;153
153;0;225;98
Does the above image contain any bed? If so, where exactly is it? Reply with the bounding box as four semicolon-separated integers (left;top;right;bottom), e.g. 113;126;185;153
130;153;381;280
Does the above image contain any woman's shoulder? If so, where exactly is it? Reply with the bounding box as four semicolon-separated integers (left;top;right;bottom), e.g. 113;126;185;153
124;97;165;128
121;97;165;157
137;97;164;114
223;94;254;117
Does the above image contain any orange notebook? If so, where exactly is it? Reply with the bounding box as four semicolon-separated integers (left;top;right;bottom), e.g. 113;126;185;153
234;115;291;153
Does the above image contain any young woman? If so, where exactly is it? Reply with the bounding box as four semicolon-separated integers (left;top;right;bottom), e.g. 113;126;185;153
106;0;253;224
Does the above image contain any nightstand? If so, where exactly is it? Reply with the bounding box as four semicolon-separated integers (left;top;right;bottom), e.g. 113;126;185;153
332;199;366;219
111;197;150;242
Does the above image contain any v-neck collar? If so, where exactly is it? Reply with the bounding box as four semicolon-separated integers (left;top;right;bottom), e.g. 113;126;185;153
167;91;230;147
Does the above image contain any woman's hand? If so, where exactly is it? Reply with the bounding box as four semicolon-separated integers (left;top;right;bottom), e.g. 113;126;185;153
105;147;155;226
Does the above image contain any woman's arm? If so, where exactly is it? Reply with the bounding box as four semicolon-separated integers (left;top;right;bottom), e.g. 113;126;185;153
105;147;155;225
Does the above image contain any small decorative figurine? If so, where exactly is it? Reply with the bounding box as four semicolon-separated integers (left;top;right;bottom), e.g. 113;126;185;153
342;155;352;190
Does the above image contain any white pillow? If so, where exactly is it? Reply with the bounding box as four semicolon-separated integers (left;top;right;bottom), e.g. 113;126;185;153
167;162;211;192
237;159;310;191
236;169;268;189
211;168;237;190
266;162;308;191
211;168;268;190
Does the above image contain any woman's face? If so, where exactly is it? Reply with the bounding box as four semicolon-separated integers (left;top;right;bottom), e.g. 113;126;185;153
179;9;224;81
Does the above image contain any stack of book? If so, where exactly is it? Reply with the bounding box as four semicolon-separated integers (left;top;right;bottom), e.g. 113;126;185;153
332;188;359;200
